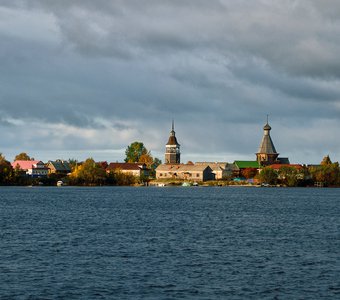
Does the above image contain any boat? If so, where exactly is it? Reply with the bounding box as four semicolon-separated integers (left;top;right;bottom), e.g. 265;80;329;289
57;180;64;187
182;182;191;187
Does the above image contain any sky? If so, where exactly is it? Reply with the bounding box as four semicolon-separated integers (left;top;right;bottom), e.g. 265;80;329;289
1;0;340;164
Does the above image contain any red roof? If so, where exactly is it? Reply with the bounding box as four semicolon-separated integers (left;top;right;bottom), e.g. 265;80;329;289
269;164;303;170
11;160;45;170
107;163;145;171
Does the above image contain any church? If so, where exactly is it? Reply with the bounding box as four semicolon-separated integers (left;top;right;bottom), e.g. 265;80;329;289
256;118;289;166
155;118;290;182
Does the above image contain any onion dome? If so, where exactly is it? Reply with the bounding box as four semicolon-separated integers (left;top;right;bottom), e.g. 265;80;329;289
263;123;271;131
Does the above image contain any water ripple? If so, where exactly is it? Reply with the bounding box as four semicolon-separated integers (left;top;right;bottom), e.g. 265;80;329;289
0;187;339;299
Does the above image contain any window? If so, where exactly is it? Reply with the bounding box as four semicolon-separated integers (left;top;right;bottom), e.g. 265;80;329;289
197;173;200;177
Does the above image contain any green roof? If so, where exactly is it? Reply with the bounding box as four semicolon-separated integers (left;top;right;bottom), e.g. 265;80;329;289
234;161;260;169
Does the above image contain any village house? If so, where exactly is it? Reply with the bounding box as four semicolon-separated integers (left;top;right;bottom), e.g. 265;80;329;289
106;163;149;177
195;162;235;180
46;160;71;175
156;164;215;182
11;160;49;177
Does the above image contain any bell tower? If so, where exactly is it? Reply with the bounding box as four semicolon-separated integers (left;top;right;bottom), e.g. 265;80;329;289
165;120;180;164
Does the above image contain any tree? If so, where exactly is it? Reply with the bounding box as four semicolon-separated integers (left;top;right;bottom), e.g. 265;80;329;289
317;157;340;185
241;168;258;179
0;153;14;184
139;153;154;168
310;162;340;186
152;157;162;170
68;158;79;170
125;142;148;163
257;167;278;185
69;158;106;185
14;152;31;161
113;170;136;186
321;155;332;166
278;166;298;187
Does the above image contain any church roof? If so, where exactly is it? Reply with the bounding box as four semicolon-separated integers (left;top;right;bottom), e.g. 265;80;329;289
166;134;179;146
257;122;278;155
234;161;260;169
257;134;278;154
166;121;180;146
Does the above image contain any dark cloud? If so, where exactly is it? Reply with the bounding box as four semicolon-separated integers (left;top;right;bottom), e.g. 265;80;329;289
0;1;340;163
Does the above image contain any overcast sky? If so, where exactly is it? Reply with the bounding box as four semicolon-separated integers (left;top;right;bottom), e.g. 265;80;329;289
1;0;340;164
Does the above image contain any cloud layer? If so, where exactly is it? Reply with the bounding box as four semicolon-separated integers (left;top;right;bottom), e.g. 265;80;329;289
0;0;340;163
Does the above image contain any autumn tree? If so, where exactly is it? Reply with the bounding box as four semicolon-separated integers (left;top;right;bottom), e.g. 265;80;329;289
321;155;332;166
241;168;258;179
69;158;106;185
309;161;340;186
14;152;31;161
139;153;154;168
124;141;161;178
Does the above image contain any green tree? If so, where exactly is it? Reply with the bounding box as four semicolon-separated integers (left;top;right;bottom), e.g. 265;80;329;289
278;166;298;187
14;152;31;161
68;158;79;171
257;167;278;185
151;157;162;170
113;170;136;186
0;153;14;184
125;142;148;163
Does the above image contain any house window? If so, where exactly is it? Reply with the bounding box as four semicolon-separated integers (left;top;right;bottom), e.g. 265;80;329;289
160;173;163;177
197;173;200;177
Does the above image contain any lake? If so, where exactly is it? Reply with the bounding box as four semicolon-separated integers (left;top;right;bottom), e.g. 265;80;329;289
0;186;339;299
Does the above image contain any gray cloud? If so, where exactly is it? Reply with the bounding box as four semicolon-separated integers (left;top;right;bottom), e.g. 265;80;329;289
0;1;340;163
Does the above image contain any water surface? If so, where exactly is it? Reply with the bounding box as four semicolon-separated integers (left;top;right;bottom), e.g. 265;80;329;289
1;187;339;299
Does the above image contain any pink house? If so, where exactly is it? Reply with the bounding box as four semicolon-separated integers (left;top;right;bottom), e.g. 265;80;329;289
11;160;49;177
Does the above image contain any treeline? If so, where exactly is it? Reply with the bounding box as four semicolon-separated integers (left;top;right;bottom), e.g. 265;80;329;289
0;142;161;186
257;156;340;187
68;158;143;186
0;155;144;186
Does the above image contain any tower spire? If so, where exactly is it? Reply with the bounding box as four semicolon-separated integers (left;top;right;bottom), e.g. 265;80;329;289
256;118;278;166
165;120;180;164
